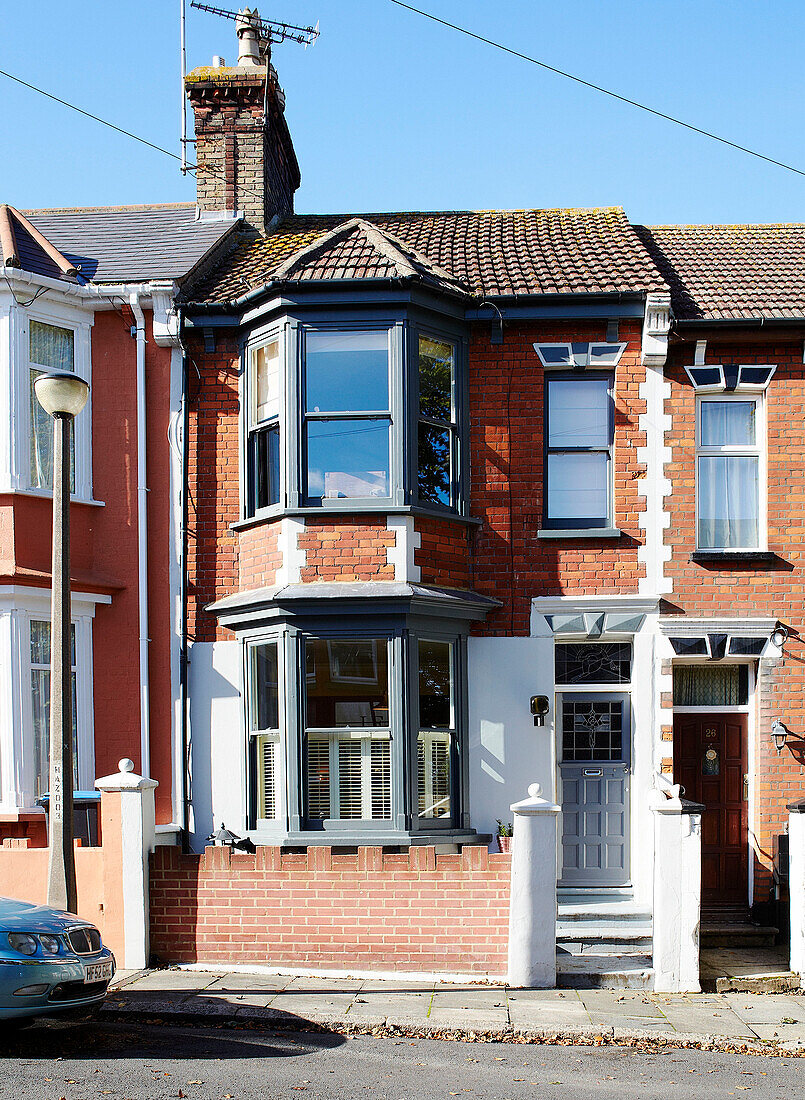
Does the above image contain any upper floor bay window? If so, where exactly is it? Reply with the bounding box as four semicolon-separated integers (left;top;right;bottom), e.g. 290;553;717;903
544;373;613;529
29;320;76;492
242;322;465;518
697;395;763;550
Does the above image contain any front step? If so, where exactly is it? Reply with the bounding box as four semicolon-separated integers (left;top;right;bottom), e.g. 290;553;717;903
556;893;654;987
701;925;778;949
557;953;654;989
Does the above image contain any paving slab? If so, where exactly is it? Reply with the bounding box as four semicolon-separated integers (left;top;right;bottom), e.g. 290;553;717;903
579;989;664;1018
724;992;805;1025
507;991;591;1030
124;969;223;993
654;1001;758;1038
353;992;432;1019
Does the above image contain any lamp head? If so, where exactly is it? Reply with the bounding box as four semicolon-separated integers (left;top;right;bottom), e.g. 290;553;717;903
772;719;789;754
34;371;89;418
530;694;550;727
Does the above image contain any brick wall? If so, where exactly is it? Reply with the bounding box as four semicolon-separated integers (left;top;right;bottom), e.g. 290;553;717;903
298;517;396;582
239;522;282;589
664;340;805;900
187;332;240;643
150;843;510;976
415;516;471;588
469;321;647;635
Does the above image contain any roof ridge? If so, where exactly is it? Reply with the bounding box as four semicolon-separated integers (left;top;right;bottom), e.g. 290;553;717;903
645;222;805;231
21;202;197;215
280;205;626;223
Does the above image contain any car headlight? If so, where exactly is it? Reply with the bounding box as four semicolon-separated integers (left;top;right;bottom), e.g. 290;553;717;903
7;933;38;956
38;934;61;955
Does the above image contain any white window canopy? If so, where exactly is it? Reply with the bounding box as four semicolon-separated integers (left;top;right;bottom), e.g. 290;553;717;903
685;363;776;392
534;342;627;369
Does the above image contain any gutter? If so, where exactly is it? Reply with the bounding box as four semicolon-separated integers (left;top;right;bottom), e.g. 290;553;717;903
129;292;151;780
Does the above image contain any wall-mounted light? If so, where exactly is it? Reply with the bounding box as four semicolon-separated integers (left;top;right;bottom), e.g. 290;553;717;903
772;719;791;754
770;624;790;649
530;695;550;727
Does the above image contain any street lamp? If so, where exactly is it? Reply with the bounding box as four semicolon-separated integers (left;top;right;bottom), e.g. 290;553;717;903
34;370;89;913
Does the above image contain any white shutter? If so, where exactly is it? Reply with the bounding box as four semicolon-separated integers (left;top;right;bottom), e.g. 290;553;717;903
306;736;331;819
370;738;391;819
338;739;363;819
257;735;277;819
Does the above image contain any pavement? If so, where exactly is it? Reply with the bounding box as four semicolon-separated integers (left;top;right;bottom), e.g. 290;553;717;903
105;967;805;1055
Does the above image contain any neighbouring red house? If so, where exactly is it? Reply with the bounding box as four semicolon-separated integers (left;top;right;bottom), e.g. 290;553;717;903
0;200;236;842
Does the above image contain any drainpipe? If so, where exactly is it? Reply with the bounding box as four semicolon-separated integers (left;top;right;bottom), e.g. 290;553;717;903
130;293;151;780
177;309;191;848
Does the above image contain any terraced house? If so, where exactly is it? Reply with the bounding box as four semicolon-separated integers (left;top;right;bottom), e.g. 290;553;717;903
4;17;805;992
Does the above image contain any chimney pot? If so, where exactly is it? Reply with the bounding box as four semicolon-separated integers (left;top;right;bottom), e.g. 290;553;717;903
212;55;226;67
236;7;263;67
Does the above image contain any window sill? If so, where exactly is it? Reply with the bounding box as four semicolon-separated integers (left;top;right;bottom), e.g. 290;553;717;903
537;527;622;540
231;504;483;533
691;550;776;563
246;827;490;848
9;488;105;508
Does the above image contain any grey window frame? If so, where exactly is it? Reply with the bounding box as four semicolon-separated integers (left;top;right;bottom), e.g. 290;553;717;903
298;322;403;509
413;330;465;513
543;370;614;530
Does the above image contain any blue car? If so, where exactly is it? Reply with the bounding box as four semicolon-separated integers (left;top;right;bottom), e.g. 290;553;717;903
0;897;115;1024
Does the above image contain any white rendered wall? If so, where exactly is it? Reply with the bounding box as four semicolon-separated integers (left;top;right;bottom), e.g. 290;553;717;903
629;621;660;909
468;636;555;843
187;640;244;851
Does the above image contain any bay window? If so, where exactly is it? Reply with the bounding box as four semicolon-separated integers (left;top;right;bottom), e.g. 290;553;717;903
241;621;471;842
545;373;613;529
242;320;466;517
697;396;763;550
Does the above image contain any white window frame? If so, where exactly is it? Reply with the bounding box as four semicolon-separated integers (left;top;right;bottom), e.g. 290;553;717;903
695;391;767;552
243;327;285;520
15;303;93;501
0;587;102;813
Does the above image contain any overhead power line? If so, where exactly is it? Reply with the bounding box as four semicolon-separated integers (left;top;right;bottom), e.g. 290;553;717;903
388;0;805;180
0;66;266;205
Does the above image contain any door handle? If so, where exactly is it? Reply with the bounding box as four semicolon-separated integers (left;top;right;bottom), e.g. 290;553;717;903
583;768;603;776
743;773;749;802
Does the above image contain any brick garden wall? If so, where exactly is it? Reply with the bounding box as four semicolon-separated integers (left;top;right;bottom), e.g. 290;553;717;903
664;340;805;901
150;844;510;976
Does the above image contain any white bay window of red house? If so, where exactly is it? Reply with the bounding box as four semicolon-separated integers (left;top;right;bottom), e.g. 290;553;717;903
248;639;281;821
304;638;391;821
29;320;76;492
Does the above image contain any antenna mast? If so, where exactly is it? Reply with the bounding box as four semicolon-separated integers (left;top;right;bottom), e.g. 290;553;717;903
189;2;319;60
180;0;189;174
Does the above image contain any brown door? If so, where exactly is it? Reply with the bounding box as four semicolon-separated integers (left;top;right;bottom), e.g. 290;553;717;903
674;714;748;904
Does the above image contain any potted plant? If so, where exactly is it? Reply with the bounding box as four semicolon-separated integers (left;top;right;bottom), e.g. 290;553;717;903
496;819;513;853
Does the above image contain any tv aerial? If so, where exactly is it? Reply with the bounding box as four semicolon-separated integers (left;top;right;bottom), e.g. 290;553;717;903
189;3;320;57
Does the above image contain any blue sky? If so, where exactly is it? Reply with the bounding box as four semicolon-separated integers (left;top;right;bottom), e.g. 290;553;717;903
2;1;805;224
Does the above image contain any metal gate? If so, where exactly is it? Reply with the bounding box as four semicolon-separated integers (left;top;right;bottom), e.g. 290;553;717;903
559;693;631;887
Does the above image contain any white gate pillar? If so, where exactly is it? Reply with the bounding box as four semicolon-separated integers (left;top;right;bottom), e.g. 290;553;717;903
96;758;158;970
787;799;805;982
507;782;560;988
651;790;703;993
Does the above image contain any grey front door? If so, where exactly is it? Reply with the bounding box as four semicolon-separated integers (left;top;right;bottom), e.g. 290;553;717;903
559;693;630;887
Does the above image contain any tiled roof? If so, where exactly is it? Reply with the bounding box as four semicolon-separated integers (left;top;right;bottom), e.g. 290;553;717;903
637;223;805;321
18;203;238;285
183;207;668;304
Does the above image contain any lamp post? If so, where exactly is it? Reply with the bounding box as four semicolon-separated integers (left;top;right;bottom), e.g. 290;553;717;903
34;370;89;913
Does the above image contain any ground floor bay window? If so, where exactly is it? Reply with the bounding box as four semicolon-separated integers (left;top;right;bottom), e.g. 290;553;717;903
237;608;480;845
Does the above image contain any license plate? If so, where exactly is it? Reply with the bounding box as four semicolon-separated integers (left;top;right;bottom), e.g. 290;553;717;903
84;960;113;984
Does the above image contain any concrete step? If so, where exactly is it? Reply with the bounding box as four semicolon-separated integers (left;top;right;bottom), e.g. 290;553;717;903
557;940;652;957
556;953;654;990
557;921;652;943
701;925;777;949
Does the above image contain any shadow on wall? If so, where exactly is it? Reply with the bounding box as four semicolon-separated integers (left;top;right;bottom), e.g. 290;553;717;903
188;640;243;850
468;634;556;844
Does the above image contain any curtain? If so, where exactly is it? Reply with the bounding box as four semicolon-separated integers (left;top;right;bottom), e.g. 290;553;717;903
29;321;75;491
673;665;744;706
698;455;758;548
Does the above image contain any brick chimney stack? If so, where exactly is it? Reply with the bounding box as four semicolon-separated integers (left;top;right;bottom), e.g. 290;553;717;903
185;9;300;235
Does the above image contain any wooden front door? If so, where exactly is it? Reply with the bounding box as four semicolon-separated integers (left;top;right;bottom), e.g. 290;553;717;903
674;714;748;904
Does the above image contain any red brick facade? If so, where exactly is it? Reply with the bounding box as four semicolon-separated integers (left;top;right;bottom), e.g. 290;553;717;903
468;321;647;634
239;522;282;589
150;843;510;976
